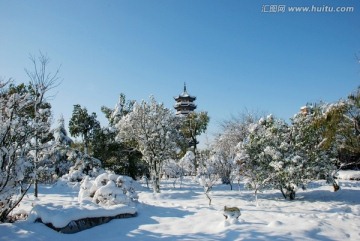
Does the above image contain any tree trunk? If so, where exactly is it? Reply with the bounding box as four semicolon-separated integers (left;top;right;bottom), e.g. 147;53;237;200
0;183;31;222
193;142;197;170
34;103;38;198
152;161;160;193
333;181;340;192
34;178;38;198
280;186;287;199
34;143;38;198
255;189;258;207
152;175;160;193
205;187;212;206
84;138;88;155
280;186;296;200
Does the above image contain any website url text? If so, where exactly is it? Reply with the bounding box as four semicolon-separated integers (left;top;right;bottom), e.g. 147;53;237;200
261;5;355;13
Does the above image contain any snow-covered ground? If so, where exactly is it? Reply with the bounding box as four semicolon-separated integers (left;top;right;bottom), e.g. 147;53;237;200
1;177;360;241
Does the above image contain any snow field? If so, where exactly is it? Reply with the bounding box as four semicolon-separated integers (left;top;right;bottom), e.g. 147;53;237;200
1;177;360;241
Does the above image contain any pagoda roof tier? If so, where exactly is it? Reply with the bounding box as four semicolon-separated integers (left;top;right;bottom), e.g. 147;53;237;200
174;94;196;102
174;102;197;108
176;110;195;115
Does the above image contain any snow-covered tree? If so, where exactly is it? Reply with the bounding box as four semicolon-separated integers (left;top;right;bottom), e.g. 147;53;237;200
46;116;74;178
62;150;103;182
178;151;195;176
213;111;261;189
179;112;209;168
69;104;100;155
26;101;53;186
94;95;144;179
311;88;360;169
25;52;61;197
0;81;35;221
162;159;182;187
234;115;304;201
291;104;339;190
207;153;235;188
336;88;360;168
162;151;195;188
235;115;279;203
54;115;73;147
259;117;300;199
117;96;181;193
101;93;135;126
196;149;219;205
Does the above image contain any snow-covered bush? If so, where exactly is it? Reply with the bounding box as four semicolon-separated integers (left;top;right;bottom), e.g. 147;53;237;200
62;151;103;182
78;172;138;207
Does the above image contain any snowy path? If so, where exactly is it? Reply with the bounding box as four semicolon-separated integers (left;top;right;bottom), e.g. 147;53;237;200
1;179;360;240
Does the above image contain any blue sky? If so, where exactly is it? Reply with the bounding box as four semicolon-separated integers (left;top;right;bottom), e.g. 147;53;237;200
0;0;359;143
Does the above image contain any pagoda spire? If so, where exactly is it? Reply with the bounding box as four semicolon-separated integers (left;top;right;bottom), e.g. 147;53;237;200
184;82;187;93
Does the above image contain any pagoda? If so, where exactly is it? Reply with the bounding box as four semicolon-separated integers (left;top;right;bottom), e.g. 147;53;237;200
174;83;197;116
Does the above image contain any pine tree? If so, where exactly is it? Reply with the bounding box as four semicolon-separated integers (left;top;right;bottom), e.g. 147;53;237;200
49;116;73;177
179;112;209;169
95;94;143;178
69;104;100;155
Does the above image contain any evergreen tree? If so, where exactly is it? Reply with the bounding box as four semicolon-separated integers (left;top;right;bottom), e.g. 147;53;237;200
94;94;144;179
235;115;280;203
179;111;209;169
312;87;360;169
290;104;338;191
49;116;73;177
69;104;100;155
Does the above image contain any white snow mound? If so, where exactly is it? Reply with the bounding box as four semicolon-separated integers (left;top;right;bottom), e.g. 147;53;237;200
28;203;136;228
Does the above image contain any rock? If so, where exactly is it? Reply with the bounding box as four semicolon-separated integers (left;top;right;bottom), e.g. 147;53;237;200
35;212;137;234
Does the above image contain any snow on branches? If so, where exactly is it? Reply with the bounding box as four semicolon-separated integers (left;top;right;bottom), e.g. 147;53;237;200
116;96;181;193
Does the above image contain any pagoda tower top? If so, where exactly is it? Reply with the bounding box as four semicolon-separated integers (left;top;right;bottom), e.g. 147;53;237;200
174;83;197;115
174;83;196;102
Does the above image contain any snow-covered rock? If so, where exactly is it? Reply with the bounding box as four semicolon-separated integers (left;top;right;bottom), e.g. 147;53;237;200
28;203;137;233
28;203;136;229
